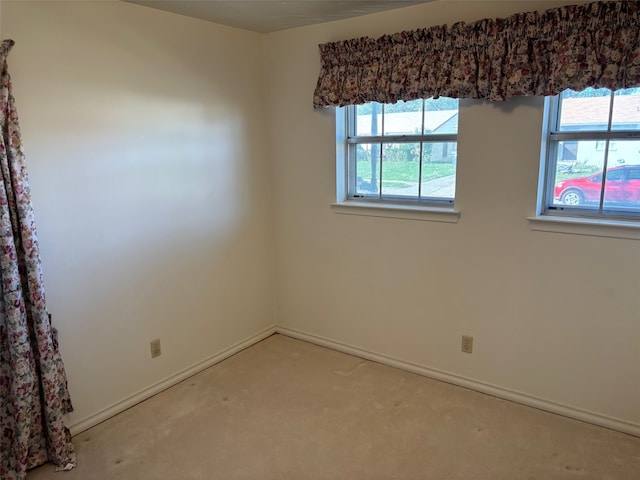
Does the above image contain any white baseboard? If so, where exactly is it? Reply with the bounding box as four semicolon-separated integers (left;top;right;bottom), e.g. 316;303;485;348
66;324;639;438
275;326;640;438
68;326;276;435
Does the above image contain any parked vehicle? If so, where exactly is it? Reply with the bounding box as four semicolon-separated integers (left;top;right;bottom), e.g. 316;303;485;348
554;166;640;206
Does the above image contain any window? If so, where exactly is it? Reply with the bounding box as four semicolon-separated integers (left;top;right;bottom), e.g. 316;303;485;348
338;98;459;207
539;87;640;219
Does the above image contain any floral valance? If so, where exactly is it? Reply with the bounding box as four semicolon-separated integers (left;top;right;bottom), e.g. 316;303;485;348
313;1;640;107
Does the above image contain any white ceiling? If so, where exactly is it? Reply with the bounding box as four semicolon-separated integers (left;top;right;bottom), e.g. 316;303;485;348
125;0;431;33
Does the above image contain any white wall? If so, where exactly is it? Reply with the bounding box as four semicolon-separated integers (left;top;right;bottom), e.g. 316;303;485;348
1;1;275;426
264;0;640;430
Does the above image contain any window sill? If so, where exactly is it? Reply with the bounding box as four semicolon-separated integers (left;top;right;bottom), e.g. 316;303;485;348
527;215;640;240
331;201;460;223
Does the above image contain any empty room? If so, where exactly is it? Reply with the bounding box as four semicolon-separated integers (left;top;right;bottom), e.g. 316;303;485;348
0;0;639;479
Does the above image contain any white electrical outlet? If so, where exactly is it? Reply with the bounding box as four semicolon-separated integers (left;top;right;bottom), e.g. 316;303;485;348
150;339;161;358
461;335;473;354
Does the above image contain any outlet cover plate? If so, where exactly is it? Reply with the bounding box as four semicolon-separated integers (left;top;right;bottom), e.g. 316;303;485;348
461;335;473;354
150;339;161;358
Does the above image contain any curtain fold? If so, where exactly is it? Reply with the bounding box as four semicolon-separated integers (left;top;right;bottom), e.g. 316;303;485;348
0;39;76;479
313;1;640;107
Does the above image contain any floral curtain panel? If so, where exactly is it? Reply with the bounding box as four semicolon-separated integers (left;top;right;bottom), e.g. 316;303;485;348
0;39;76;479
313;1;640;107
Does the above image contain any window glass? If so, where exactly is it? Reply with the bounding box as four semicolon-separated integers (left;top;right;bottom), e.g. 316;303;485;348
628;168;640;180
558;88;611;132
551;142;604;209
383;100;422;136
424;98;459;135
612;90;640;132
355;102;383;136
380;143;420;197
355;143;380;196
604;140;640;210
420;143;456;201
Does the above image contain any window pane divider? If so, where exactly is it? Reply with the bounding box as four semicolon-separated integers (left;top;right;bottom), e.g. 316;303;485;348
417;100;425;198
549;131;640;141
378;105;384;199
347;134;457;143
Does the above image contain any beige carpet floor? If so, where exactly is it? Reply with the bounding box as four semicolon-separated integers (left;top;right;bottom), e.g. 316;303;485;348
28;334;640;479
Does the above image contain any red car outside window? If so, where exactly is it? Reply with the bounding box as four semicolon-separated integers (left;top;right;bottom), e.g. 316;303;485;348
554;166;640;206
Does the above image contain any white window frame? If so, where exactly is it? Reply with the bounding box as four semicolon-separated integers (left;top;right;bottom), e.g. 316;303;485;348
537;91;640;223
332;101;460;223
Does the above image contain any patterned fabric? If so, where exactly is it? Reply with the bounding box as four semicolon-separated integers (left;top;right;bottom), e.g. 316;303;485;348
313;1;640;107
0;39;76;479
